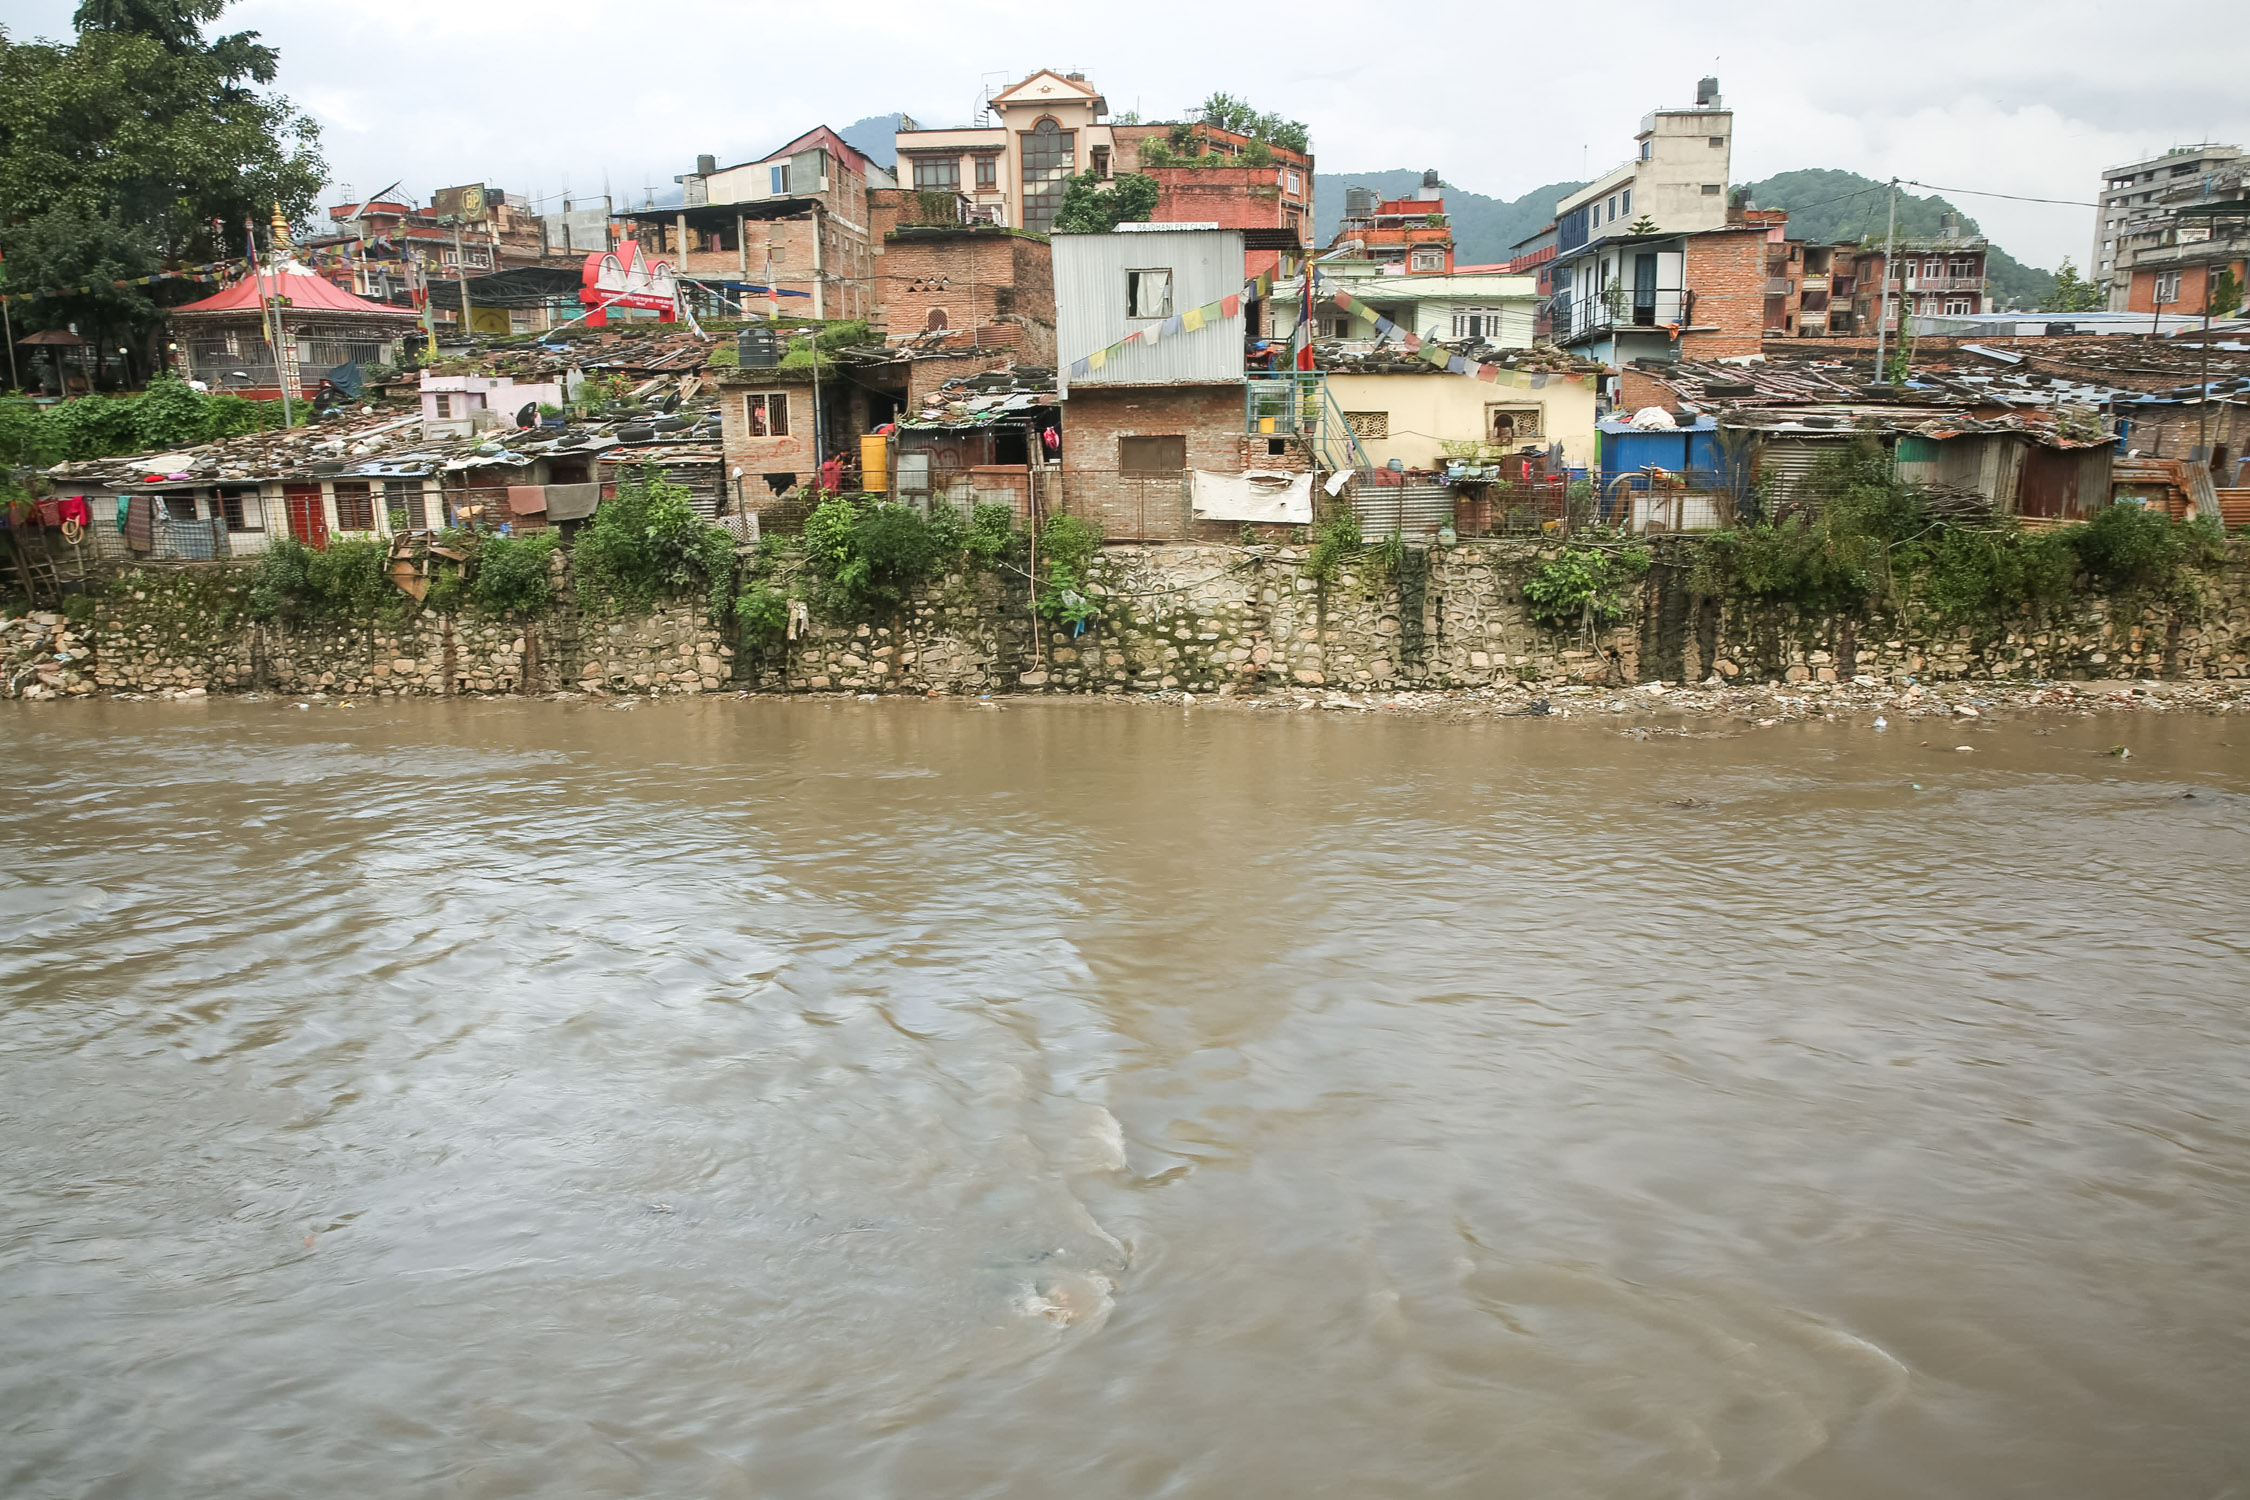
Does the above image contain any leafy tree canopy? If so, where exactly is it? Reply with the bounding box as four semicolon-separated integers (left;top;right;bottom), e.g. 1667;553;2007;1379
0;2;325;353
1053;172;1160;234
2044;257;2103;314
1196;93;1309;155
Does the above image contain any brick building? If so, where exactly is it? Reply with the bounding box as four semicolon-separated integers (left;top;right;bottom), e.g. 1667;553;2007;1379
865;197;1057;361
619;127;892;322
1059;385;1303;541
1763;239;1872;337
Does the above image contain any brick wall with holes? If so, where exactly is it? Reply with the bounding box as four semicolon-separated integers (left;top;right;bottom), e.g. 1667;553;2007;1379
876;229;1054;361
1059;385;1254;541
1681;229;1768;361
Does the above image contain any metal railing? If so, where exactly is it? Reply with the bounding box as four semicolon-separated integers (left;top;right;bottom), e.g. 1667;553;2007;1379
1549;287;1690;339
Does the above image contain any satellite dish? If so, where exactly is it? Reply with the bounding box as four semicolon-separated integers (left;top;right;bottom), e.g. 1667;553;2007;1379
516;402;538;428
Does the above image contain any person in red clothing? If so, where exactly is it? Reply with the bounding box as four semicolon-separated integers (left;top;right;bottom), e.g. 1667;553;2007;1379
818;453;844;495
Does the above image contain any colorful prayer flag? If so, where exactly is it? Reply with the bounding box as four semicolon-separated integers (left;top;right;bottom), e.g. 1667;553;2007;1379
1182;305;1205;332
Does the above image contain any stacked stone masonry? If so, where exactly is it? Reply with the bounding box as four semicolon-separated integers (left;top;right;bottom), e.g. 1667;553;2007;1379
21;539;2249;701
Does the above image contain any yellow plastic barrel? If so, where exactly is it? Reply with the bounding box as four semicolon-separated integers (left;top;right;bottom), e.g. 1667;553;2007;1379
860;433;890;493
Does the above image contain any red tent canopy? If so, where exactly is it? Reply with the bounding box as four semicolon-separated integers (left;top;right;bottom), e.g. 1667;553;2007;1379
172;262;420;318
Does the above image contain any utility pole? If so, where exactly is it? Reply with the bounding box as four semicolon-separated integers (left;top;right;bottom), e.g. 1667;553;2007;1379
451;218;473;336
2197;275;2213;470
1873;177;1899;384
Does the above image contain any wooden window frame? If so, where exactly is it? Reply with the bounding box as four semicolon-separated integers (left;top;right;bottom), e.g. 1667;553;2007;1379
744;391;791;438
1118;435;1186;473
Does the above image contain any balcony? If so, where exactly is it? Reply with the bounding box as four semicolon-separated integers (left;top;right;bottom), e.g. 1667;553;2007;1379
1549;286;1690;341
1888;275;1987;293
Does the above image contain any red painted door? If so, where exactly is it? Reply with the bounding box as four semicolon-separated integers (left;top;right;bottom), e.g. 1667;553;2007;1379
285;484;328;548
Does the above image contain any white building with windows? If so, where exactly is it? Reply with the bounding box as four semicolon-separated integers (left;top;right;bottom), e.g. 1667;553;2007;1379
895;71;1118;234
1271;264;1538;349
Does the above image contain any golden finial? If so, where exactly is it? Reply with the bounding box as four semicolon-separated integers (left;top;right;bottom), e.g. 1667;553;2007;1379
269;201;294;259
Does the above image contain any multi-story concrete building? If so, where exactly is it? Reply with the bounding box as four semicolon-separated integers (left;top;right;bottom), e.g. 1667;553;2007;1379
2094;144;2243;307
892;72;1314;254
1545;81;1769;366
1327;173;1454;274
895;71;1116;234
1849;221;1989;331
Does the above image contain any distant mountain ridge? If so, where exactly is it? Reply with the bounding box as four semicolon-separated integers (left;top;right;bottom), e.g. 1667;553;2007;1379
1314;167;2056;309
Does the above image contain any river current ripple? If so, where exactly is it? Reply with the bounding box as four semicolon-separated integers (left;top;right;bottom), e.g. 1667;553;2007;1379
2;698;2246;1497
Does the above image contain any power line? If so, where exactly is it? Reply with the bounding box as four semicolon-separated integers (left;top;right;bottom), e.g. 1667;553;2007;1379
1900;180;2098;209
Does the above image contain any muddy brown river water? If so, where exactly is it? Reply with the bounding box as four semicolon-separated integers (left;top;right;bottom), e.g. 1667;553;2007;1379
2;698;2246;1498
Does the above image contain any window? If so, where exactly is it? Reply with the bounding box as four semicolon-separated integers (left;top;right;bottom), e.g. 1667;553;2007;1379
1019;117;1076;233
1606;195;1617;221
1411;249;1444;272
1344;410;1389;439
926;307;948;330
1119;435;1186;473
1451;308;1505;339
2155;271;2181;303
217;488;260;531
385;479;424;531
1944;298;1971;315
1639;141;1652;161
912;156;960;191
1086;149;1106;181
1486;406;1542;443
771;164;790;195
333;481;375;532
1709;135;1726;147
1286;169;1301;194
434;392;452;417
163;496;196;521
743;391;790;437
1620;189;1631;216
975;155;998;188
1126;267;1172;318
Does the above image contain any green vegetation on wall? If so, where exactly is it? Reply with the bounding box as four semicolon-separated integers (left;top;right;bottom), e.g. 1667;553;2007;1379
1689;437;2227;623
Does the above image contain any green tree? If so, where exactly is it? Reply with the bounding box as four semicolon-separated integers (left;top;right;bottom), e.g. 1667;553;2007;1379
0;4;325;361
2207;267;2245;317
1053;172;1160;234
2044;257;2102;313
1196;92;1309;154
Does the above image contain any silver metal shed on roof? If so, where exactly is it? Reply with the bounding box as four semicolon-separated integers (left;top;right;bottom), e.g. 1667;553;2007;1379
1054;226;1246;395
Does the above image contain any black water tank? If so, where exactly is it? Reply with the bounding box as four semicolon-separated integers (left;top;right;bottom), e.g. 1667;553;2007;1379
737;327;780;368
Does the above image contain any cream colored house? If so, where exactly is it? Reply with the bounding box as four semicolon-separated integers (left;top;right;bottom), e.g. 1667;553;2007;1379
894;71;1117;234
1322;369;1598;471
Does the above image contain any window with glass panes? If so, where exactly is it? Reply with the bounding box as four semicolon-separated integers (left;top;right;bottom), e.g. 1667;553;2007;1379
1018;118;1075;232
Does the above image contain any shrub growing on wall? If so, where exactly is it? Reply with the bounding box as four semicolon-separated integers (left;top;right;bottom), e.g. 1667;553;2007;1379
571;466;736;617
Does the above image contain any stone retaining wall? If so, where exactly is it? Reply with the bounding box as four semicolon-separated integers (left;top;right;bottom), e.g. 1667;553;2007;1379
16;537;2248;701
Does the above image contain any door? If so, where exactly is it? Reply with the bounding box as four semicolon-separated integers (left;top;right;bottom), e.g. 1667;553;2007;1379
1633;254;1659;325
284;483;328;548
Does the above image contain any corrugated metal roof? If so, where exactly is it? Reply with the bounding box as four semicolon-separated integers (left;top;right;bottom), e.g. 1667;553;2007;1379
1055;228;1246;394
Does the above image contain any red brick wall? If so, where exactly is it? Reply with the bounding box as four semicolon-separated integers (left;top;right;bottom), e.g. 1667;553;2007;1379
876;229;1055;362
1616;368;1677;414
1681;229;1767;360
719;372;822;507
1058;384;1246;540
2127;260;2244;315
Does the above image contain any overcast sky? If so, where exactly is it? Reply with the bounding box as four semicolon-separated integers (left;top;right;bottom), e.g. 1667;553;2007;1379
13;0;2243;270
